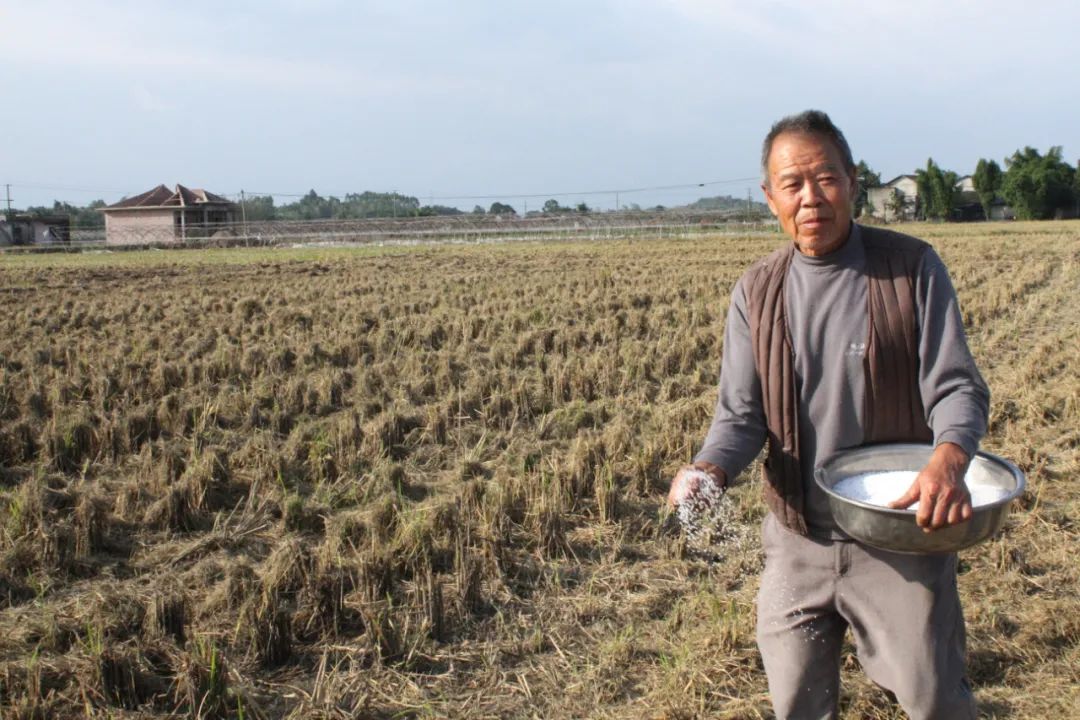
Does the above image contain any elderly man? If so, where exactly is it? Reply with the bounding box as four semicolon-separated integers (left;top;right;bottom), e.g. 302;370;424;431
669;110;989;719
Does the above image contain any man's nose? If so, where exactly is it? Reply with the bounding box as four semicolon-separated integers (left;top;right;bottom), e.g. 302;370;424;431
799;181;824;206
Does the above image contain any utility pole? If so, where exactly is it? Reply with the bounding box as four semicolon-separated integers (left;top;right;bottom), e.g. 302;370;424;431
4;184;11;214
746;187;752;219
240;190;248;239
615;190;619;212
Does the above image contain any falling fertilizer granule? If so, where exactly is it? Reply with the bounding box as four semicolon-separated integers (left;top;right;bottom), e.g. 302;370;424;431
832;470;1010;510
674;469;738;550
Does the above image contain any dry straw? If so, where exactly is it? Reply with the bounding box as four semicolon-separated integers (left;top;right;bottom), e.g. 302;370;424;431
0;223;1076;717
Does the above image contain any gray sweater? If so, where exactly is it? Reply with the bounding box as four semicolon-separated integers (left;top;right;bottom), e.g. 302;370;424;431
695;223;990;535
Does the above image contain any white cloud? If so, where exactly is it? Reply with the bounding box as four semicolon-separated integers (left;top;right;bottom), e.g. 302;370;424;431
133;85;171;113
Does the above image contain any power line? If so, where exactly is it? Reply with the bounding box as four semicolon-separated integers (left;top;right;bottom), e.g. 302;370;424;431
236;175;760;202
424;175;761;201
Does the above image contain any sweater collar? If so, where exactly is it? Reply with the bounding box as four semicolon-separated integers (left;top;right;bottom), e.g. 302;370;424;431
791;222;864;271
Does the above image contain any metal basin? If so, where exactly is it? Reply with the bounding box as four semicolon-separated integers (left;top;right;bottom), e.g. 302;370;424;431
815;444;1025;554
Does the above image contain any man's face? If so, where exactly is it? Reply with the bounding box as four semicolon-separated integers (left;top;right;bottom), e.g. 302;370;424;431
762;131;856;256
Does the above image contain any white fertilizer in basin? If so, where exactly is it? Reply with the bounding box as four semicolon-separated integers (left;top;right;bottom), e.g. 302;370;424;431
832;470;1011;510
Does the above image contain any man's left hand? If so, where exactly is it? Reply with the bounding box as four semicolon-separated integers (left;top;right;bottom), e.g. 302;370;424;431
887;442;973;532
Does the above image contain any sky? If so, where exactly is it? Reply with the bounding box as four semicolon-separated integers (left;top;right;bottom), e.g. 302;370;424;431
2;0;1078;212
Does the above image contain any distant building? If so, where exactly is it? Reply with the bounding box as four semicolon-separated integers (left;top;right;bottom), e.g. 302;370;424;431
102;184;235;245
952;175;1016;221
987;200;1015;221
866;174;918;222
865;173;1015;222
951;175;984;221
0;213;71;246
955;175;976;193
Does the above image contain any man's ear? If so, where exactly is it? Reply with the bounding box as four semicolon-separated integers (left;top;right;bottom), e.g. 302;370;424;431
761;183;779;218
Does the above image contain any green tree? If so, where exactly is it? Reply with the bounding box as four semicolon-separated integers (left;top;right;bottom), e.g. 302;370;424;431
472;205;486;215
938;169;960;220
854;160;881;217
488;202;516;215
24;200;107;229
79;199;107;228
972;159;1002;220
418;205;463;216
886;188;907;221
75;200;104;228
575;202;590;214
542;199;564;214
1000;147;1076;220
279;189;337;220
914;171;930;220
333;191;420;218
1075;160;1080;215
240;194;276;221
915;158;958;220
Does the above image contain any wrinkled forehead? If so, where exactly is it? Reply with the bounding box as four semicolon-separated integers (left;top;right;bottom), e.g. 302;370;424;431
766;131;851;177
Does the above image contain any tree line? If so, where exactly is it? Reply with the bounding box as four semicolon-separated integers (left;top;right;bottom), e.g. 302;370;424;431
239;190;473;221
13;192;777;227
13;146;1080;227
16;200;108;229
14;192;513;229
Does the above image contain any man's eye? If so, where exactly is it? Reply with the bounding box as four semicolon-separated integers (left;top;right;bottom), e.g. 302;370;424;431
819;176;836;184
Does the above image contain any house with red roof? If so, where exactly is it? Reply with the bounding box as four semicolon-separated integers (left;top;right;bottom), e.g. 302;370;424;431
103;184;235;245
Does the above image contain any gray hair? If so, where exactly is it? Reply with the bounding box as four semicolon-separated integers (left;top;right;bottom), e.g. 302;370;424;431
760;110;855;185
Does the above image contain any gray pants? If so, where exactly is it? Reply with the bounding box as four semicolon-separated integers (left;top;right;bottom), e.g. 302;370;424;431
756;513;977;720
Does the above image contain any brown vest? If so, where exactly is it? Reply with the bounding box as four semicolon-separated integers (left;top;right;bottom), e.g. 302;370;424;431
743;225;934;534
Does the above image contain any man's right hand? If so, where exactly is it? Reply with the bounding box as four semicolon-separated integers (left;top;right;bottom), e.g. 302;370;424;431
667;461;727;508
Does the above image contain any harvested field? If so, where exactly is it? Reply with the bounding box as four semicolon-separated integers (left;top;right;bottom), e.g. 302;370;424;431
0;221;1077;719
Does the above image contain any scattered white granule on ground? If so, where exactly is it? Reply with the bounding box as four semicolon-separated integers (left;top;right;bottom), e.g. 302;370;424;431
674;469;738;549
832;470;1011;510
